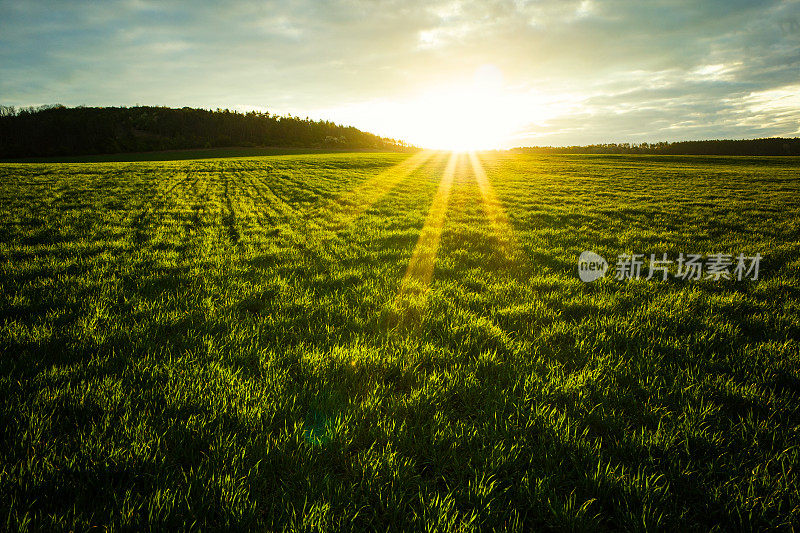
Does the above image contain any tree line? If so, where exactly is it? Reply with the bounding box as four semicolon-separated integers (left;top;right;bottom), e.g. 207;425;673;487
512;138;800;156
2;104;797;158
0;105;412;158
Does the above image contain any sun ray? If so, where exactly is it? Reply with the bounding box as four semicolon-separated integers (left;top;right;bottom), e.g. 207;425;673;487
330;150;435;224
468;151;516;258
287;151;438;269
396;152;459;304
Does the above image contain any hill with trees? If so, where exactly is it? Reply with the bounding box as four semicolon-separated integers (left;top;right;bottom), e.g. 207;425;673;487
0;105;411;158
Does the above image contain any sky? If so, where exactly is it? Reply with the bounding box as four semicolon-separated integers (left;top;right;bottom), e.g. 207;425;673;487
1;0;799;149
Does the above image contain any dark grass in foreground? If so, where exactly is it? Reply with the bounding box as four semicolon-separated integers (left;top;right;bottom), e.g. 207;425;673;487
0;152;799;530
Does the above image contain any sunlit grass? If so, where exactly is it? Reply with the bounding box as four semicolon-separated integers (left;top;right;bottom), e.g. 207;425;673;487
469;151;516;257
397;151;459;299
0;152;799;530
329;150;435;223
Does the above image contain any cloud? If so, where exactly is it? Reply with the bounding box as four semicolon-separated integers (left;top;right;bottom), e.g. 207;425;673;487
0;0;798;145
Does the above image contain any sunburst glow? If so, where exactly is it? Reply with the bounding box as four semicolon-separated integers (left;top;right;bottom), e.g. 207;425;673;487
318;65;553;151
402;66;522;151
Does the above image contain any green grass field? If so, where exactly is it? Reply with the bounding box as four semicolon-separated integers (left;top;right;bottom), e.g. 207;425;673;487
1;151;799;530
1;146;381;164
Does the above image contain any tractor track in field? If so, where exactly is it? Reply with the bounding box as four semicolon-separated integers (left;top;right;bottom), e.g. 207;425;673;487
221;170;241;245
234;167;360;273
241;170;291;229
128;169;197;246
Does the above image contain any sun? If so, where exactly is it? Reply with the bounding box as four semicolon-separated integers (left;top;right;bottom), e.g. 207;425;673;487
402;65;523;151
317;65;547;151
315;64;544;152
